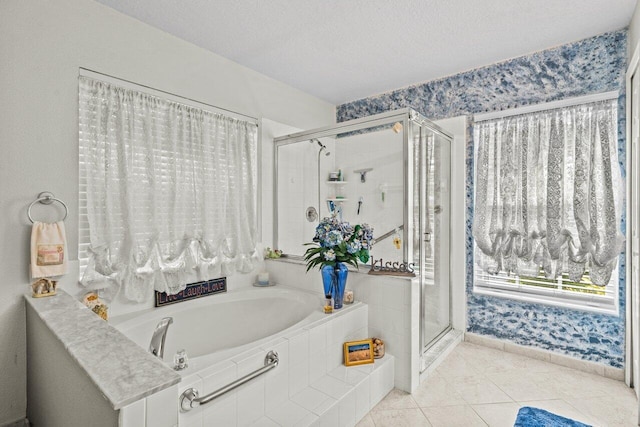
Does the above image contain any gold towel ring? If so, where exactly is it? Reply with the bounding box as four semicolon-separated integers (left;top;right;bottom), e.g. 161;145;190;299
28;192;68;223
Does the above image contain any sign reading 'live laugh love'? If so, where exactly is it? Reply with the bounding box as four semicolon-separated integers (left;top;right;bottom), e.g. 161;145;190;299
154;277;227;307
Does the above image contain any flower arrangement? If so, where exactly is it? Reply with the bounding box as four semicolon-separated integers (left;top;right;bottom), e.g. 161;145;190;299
304;215;374;271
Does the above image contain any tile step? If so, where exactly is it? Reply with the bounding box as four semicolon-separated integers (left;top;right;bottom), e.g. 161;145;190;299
254;354;395;427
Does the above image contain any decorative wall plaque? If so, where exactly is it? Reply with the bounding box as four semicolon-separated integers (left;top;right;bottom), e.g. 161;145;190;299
155;277;227;307
368;258;416;277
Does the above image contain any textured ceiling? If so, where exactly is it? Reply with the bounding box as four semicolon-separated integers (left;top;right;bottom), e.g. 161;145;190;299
95;0;637;104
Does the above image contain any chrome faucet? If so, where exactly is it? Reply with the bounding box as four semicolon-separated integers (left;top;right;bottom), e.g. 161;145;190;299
149;317;173;359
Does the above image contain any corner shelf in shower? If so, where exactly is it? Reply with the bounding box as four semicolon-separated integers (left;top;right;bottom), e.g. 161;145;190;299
326;182;348;202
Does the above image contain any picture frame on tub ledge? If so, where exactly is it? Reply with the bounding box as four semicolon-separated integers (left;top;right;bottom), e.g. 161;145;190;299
343;339;374;367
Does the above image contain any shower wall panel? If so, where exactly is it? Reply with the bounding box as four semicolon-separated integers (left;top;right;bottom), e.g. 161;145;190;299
335;129;404;264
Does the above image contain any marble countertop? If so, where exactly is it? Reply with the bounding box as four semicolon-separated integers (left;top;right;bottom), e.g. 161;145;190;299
24;289;181;410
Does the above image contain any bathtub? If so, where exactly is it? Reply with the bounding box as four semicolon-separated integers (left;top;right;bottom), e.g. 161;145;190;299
111;285;326;373
111;285;385;426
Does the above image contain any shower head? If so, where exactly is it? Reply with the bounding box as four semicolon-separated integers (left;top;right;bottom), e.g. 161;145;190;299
312;139;330;156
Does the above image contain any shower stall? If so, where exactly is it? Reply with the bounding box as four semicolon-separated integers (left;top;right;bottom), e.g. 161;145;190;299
273;108;453;374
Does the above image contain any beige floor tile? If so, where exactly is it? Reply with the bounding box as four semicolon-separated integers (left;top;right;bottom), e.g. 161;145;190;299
488;370;563;401
355;413;375;427
528;367;627;401
421;404;488;427
518;399;599;426
362;342;638;426
446;374;514;405
481;351;557;375
471;402;521;427
434;353;480;379
369;408;433;427
457;343;552;375
371;388;418;412
451;342;497;360
565;393;638;426
459;342;512;360
412;375;466;408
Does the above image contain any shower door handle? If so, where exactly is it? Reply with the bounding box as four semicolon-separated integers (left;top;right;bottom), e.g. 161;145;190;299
424;232;431;242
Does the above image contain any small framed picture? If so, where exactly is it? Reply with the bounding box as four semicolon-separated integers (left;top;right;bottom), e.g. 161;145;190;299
343;339;374;367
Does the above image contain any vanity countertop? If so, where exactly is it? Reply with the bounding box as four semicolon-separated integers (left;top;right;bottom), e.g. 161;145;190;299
24;289;181;410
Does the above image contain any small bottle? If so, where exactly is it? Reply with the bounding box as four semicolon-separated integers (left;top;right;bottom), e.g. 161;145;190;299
324;294;333;314
344;289;354;304
174;349;188;370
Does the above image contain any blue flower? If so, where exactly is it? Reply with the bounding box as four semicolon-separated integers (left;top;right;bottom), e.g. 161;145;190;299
341;223;354;240
346;241;361;254
326;230;343;247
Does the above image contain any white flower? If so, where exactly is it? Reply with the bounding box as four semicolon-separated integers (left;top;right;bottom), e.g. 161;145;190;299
323;249;336;261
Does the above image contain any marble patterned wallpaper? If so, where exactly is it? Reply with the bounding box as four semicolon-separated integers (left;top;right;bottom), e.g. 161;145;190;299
337;30;627;368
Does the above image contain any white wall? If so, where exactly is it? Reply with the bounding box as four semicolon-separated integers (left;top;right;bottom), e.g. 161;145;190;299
261;119;305;250
0;0;334;423
630;2;640;59
275;137;337;255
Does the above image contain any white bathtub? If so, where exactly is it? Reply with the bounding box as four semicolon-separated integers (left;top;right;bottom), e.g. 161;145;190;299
111;286;326;373
111;285;386;427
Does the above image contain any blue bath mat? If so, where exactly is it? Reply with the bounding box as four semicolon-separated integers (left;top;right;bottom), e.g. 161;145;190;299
514;407;591;427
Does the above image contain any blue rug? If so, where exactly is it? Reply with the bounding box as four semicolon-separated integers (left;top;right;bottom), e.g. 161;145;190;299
514;407;591;427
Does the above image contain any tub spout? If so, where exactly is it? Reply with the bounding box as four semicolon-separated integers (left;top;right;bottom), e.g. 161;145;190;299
149;317;173;359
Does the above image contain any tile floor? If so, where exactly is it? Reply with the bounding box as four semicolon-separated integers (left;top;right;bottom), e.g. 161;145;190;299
357;342;638;427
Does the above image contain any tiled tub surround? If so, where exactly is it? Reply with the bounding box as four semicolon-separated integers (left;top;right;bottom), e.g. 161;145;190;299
337;29;628;368
24;290;180;426
267;259;418;392
169;301;394;427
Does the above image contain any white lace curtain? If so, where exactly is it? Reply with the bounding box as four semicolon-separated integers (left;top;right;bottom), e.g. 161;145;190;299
473;99;623;286
79;76;259;301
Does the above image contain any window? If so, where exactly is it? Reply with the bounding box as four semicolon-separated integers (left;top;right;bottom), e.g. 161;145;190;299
78;73;259;302
472;94;623;314
474;266;618;314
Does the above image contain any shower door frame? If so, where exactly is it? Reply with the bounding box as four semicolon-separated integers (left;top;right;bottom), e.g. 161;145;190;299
273;108;454;372
410;117;454;357
273;109;417;262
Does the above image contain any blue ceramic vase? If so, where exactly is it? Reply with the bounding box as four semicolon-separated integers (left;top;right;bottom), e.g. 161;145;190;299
321;263;348;309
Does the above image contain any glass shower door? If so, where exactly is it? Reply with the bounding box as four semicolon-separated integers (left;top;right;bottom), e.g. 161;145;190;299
414;123;451;354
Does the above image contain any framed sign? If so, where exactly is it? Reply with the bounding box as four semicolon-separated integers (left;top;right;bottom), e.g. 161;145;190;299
343;339;374;367
154;277;226;307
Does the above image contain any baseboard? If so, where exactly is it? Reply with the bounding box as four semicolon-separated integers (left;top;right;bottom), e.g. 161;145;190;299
1;418;29;427
464;332;625;381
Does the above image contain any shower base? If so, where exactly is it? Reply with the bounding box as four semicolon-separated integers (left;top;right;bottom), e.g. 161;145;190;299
419;329;463;380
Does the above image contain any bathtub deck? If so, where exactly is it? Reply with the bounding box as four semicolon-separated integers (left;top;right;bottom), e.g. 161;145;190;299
25;290;181;409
